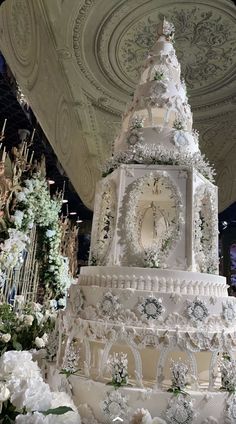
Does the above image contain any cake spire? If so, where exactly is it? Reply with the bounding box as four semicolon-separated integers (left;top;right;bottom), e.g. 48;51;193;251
156;17;175;41
114;19;199;158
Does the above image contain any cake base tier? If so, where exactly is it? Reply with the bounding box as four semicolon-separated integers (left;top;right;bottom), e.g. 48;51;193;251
68;376;234;423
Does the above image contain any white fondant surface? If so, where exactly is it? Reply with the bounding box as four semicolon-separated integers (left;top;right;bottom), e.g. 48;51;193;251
71;376;229;424
79;267;227;297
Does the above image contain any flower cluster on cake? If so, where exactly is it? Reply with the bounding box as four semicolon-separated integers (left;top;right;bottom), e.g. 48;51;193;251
58;19;236;424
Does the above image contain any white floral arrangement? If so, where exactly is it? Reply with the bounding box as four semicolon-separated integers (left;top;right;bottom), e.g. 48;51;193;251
0;350;81;422
127;116;145;146
14;177;61;230
173;118;185;131
108;352;128;387
193;185;218;274
0;300;56;356
61;340;80;377
89;179;116;266
220;356;236;392
0;229;29;270
169;360;189;393
130;116;144;130
6;174;74;306
102;143;215;183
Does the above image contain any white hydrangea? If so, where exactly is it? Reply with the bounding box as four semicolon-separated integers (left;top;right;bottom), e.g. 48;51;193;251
0;351;80;422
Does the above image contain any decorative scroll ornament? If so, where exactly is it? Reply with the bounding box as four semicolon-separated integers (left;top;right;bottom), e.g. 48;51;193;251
90;179;116;266
193;185;218;274
166;394;194;424
138;296;164;321
186;298;209;326
101;390;128;420
222;301;236;324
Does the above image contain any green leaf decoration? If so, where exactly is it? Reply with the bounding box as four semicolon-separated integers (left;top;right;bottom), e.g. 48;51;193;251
59;368;80;378
41;406;73;416
12;339;22;351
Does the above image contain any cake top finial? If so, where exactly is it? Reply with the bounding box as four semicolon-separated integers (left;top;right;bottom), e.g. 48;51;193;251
157;17;175;42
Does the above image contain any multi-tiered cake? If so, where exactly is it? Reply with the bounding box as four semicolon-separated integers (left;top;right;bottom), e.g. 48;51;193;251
59;20;236;423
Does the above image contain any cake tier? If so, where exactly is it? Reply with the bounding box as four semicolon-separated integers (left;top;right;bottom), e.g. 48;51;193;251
61;267;236;394
78;267;227;297
69;377;236;424
115;126;198;157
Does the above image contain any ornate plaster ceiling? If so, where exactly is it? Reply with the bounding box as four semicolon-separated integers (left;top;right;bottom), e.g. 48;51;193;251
0;0;235;211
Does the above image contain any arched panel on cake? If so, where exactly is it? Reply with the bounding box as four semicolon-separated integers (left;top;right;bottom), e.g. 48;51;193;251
156;345;198;390
193;184;218;274
123;171;184;268
99;338;143;387
89;179;117;266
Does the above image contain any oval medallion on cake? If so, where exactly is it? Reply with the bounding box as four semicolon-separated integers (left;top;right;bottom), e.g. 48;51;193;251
125;171;183;267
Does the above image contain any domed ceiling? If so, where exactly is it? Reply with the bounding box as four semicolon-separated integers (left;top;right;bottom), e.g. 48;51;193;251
0;0;235;211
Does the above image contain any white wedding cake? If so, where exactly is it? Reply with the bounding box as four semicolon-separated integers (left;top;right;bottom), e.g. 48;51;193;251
58;19;236;424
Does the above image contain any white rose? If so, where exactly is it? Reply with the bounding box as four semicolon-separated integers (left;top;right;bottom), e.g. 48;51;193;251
24;315;34;326
1;333;11;343
35;337;46;349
